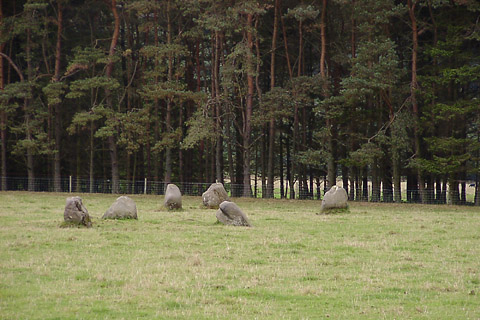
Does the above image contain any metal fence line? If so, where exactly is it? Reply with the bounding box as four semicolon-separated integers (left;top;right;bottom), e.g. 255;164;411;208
0;176;477;205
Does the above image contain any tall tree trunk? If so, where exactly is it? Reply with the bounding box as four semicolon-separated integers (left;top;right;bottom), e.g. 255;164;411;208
152;10;160;182
286;136;292;198
475;175;480;206
393;157;401;202
26;27;34;191
0;97;5;191
89;121;94;193
106;0;120;193
362;170;368;201
164;0;173;184
218;37;234;186
52;2;63;192
242;13;254;197
213;31;223;183
280;13;293;80
0;0;6;191
476;122;480;206
321;0;335;189
408;0;425;203
178;102;184;185
266;0;280;198
291;108;298;199
342;165;349;195
253;18;266;197
279;133;284;198
297;19;303;78
371;160;380;202
447;178;459;205
351;0;356;58
349;168;355;200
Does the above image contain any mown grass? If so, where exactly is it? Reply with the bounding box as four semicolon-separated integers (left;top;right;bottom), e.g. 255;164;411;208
1;192;480;319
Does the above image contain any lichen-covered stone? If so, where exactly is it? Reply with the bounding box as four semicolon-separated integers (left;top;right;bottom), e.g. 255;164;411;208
103;196;138;219
164;184;182;210
64;196;92;227
216;201;251;227
202;183;229;208
321;185;348;212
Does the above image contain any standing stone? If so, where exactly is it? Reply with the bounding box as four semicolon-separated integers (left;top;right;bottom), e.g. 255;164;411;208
216;201;252;227
64;196;92;227
103;196;138;219
202;183;229;208
164;184;182;210
321;185;348;212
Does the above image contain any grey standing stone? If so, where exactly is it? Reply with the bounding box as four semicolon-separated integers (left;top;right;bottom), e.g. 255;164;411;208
216;201;252;227
321;185;348;212
103;196;138;219
164;184;182;210
64;196;92;227
202;183;229;208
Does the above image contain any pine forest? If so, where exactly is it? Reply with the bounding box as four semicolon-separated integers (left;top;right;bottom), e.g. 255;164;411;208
1;0;480;204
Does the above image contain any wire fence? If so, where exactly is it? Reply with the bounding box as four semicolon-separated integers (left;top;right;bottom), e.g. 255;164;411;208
1;176;478;205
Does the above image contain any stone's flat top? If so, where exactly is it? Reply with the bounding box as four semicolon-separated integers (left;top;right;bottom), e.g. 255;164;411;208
166;184;181;194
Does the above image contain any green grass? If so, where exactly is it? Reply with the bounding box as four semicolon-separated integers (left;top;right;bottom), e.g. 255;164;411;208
1;192;480;319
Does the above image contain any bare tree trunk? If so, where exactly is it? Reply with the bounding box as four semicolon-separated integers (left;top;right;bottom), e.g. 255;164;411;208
105;0;120;193
213;31;223;183
320;0;335;189
89;121;94;193
26;27;34;191
408;0;425;203
291;107;298;199
242;13;254;197
286;136;292;198
164;0;173;184
280;13;293;80
153;11;160;182
475;176;480;206
393;158;401;202
0;0;6;190
52;2;63;192
253;19;266;196
279;133;284;199
297;19;303;78
349;169;355;200
266;0;280;198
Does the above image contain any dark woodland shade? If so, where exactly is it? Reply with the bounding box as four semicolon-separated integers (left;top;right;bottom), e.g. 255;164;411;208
0;0;479;205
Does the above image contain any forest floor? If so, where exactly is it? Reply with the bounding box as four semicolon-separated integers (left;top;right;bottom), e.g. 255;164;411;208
1;192;479;319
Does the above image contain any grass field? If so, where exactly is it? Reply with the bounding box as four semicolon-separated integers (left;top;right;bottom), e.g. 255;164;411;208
1;192;480;319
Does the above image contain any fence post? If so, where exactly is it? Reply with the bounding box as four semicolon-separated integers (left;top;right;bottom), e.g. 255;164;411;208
69;176;72;193
144;178;147;195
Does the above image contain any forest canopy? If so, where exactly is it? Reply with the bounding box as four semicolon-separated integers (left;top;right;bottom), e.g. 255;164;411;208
0;0;479;204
